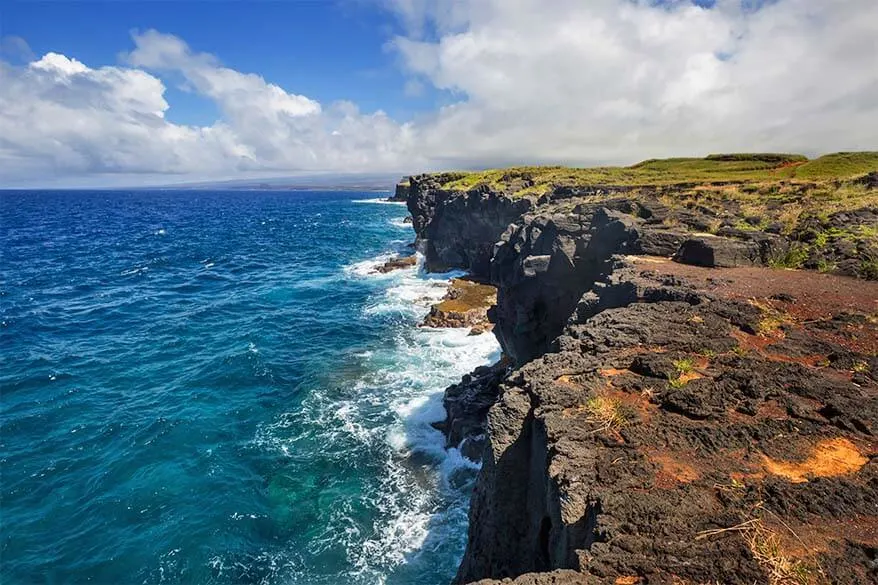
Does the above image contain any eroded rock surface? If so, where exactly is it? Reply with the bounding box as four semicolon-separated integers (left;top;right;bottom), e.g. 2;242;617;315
434;360;510;461
400;172;878;585
458;259;877;585
406;174;535;273
422;277;498;334
375;254;417;273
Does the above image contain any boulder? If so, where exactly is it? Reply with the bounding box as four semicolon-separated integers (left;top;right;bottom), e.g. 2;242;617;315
375;255;417;273
673;235;759;267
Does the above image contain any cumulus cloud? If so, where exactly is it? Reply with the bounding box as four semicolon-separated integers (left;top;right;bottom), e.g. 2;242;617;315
0;50;237;182
0;30;419;185
388;0;878;166
1;0;876;186
0;35;36;63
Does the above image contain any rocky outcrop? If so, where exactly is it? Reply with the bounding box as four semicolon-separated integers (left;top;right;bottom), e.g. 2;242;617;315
389;180;411;202
375;254;417;273
471;571;593;585
489;206;642;364
405;174;535;274
487;196;801;364
458;258;878;585
405;184;810;365
422;278;498;334
434;360;510;461
402;170;878;585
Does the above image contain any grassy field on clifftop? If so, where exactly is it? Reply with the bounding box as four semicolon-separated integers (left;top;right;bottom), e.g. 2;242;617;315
412;151;878;280
439;152;878;195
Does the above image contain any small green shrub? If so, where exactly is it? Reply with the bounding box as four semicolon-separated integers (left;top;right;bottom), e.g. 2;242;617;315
859;257;878;280
769;245;810;269
816;259;837;273
673;358;695;375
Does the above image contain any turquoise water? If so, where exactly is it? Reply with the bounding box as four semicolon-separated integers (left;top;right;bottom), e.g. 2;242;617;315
0;190;499;584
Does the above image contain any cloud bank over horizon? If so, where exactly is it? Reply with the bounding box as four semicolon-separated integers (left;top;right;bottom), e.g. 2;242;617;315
1;0;876;187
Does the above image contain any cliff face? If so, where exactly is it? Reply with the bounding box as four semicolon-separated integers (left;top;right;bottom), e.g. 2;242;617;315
403;165;878;585
383;178;413;202
406;173;534;274
409;181;803;365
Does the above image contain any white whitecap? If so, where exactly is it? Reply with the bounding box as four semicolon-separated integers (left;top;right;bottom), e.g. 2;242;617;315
351;198;406;206
343;252;404;278
389;217;412;229
253;249;501;582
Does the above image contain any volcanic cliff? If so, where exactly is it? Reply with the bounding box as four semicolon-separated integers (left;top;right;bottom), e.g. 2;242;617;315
403;153;878;585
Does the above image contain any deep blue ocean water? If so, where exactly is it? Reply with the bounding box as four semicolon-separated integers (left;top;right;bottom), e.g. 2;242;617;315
0;190;500;585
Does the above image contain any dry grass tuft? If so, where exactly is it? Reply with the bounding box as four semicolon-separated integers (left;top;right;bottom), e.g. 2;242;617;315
750;300;794;336
744;522;820;585
697;517;823;585
585;396;628;433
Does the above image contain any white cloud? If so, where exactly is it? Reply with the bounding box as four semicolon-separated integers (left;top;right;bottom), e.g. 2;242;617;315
0;30;419;186
388;0;878;166
1;1;876;186
0;50;237;181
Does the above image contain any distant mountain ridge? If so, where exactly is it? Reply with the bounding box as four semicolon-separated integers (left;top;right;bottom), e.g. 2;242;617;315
145;172;403;191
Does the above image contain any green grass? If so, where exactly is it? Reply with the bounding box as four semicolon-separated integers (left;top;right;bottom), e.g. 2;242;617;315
804;223;877;247
768;244;811;269
434;152;877;196
673;358;695;375
793;152;878;180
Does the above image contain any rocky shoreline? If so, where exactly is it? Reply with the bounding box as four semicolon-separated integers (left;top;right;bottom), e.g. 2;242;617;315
422;278;496;335
399;158;878;585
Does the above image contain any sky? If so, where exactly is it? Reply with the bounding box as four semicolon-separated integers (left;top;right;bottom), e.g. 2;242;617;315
0;0;876;188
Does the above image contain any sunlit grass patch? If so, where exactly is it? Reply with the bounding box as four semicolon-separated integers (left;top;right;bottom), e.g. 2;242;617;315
585;395;628;433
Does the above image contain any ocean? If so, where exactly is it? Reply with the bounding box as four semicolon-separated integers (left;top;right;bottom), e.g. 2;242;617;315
0;190;500;584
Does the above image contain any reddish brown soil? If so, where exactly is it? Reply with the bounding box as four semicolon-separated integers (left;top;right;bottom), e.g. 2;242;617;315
627;256;878;321
630;256;878;357
762;437;869;483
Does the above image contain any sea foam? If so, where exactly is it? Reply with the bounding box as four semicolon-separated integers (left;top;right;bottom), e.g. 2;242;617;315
351;197;406;206
257;247;500;583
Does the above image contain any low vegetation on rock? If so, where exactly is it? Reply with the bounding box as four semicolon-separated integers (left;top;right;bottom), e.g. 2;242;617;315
434;152;878;195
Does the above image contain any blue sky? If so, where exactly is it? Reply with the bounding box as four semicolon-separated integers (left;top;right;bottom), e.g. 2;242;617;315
1;0;440;126
0;0;875;187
